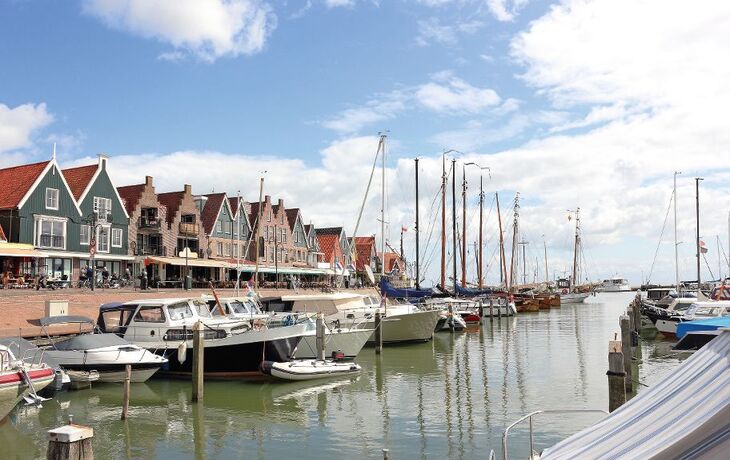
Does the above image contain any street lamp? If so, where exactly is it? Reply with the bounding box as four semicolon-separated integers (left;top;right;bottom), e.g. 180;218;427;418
84;211;107;291
465;162;491;288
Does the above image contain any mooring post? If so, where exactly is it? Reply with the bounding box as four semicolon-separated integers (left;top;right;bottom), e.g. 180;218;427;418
489;298;494;321
382;448;389;460
47;416;94;460
620;315;633;393
632;298;641;333
192;320;204;402
374;311;382;354
607;339;626;412
478;300;484;320
498;300;502;320
316;313;326;361
121;364;131;420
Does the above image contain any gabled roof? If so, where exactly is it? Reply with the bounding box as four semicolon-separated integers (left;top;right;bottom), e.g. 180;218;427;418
0;224;6;242
378;252;405;273
200;193;228;235
353;236;376;270
157;191;185;226
62;164;97;200
117;183;146;215
317;233;340;262
228;196;241;219
285;208;301;232
228;196;252;231
0;160;50;210
316;226;344;236
248;201;262;225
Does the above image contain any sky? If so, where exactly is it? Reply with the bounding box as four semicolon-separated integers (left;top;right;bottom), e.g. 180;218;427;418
1;0;729;287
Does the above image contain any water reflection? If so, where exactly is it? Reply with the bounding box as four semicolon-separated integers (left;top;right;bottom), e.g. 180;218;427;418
3;292;689;459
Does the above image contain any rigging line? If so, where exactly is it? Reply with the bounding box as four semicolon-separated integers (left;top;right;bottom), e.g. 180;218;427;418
701;253;716;281
351;137;381;243
646;191;674;285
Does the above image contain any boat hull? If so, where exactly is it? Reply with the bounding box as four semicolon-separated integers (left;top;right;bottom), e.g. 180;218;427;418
656;318;680;337
45;347;167;383
364;310;440;344
60;363;163;383
295;329;373;359
0;368;54;420
262;360;361;381
560;292;591;304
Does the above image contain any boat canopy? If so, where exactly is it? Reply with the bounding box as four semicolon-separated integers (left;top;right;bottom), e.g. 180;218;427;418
379;278;433;299
454;283;496;297
541;330;730;459
39;315;94;327
53;333;131;351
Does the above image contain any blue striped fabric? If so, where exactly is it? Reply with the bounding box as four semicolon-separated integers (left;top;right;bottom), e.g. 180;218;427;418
541;330;730;459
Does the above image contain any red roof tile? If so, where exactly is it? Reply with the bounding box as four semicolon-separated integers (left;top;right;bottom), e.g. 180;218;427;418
285;208;300;232
378;252;405;273
62;164;97;200
116;183;146;216
317;233;341;263
201;193;226;235
228;197;240;219
157;191;185;226
353;236;376;270
0;160;50;210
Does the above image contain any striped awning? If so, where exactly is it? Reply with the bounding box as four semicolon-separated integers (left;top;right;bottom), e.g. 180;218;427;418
541;329;730;459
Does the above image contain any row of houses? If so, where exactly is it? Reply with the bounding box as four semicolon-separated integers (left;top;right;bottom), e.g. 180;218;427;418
0;154;405;286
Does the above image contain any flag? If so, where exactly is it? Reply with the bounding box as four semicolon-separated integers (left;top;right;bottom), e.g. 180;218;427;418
401;226;408;233
699;240;708;254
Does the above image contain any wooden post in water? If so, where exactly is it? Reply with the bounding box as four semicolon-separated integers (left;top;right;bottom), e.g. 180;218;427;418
316;313;326;361
374;311;382;354
607;339;626;412
632;300;641;334
192;320;204;402
620;315;633;393
47;417;94;460
382;448;389;460
478;300;484;320
121;364;131;420
489;298;494;321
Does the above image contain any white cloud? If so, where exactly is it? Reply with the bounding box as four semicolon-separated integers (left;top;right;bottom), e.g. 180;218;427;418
82;0;276;62
323;73;500;133
415;17;484;46
0;102;54;153
324;0;355;7
487;0;529;22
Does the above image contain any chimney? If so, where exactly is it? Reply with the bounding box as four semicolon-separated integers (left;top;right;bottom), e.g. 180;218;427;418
184;184;192;194
264;195;271;204
98;154;108;169
277;198;284;208
145;176;153;186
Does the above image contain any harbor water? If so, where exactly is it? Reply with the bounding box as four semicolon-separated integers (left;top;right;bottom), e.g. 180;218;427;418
3;292;683;459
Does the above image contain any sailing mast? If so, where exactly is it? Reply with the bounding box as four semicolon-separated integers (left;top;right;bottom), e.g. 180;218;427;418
543;235;549;283
571;208;581;289
380;135;386;278
695;177;703;293
674;171;681;293
478;173;484;288
452;158;457;291
253;176;265;289
440;155;447;289
496;193;507;289
461;165;467;288
509;193;520;292
415;158;420;289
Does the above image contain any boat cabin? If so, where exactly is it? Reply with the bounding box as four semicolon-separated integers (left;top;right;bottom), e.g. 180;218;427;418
685;301;730;319
556;278;572;290
646;288;673;302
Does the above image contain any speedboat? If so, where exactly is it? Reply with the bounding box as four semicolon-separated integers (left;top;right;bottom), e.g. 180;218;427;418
39;315;168;383
96;298;310;378
0;345;55;420
655;301;730;337
595;277;632;292
202;296;373;360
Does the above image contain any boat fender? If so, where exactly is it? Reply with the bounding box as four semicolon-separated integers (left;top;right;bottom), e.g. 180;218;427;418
260;361;273;375
177;342;187;364
331;350;345;361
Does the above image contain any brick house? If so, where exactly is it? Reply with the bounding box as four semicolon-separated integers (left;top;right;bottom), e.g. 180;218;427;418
248;196;300;269
285;208;310;267
352;236;378;284
228;196;253;262
316;227;353;282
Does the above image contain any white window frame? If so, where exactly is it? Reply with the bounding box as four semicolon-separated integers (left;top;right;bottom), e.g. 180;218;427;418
45;188;59;211
35;216;66;249
217;221;222;233
93;197;112;220
217;242;223;256
111;228;123;248
80;225;91;245
96;225;111;253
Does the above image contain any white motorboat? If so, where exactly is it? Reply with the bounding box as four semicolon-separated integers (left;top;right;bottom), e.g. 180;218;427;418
260;359;361;381
203;296;373;359
40;316;168;383
434;312;467;332
0;346;55;420
655;301;730;337
596;277;632;292
97;298;310;378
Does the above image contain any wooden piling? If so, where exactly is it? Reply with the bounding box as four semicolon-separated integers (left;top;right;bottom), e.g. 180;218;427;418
316;313;326;361
620;315;633;393
489;298;494;320
374;312;382;354
607;339;626;412
478;300;484;319
192;320;204;402
382;448;389;460
47;419;94;460
121;364;131;420
632;300;641;333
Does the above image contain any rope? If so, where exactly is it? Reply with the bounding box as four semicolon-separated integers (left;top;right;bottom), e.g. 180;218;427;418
645;192;674;285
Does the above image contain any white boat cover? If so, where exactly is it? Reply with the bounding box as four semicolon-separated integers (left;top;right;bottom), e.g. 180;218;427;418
541;330;730;460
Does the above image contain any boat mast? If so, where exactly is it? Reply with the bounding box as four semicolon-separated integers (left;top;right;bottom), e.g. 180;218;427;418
478;173;484;289
415;157;420;289
674;171;681;293
717;235;722;282
496;192;507;288
509;193;520;292
380;135;386;277
452;158;457;291
543;235;549;283
461;165;467;288
695;177;703;292
253;176;265;289
572;208;580;289
440;154;446;289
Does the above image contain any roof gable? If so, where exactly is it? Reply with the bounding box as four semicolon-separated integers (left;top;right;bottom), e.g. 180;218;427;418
62;164;97;200
200;193;227;235
0;160;50;210
157;191;185;226
117;183;146;215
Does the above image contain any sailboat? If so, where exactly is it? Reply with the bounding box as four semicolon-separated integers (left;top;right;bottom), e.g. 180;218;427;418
557;208;591;304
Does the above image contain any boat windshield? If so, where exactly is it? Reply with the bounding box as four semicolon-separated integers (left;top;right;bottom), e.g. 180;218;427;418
229;300;259;315
191;300;212;318
167;302;194;321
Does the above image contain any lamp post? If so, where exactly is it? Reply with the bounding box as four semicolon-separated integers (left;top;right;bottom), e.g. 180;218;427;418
85;211;106;292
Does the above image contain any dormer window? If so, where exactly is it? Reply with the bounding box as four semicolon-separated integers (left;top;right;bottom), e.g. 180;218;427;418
45;188;59;210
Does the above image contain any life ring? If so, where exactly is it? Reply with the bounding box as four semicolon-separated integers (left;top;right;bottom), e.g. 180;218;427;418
253;319;267;331
561;289;568;295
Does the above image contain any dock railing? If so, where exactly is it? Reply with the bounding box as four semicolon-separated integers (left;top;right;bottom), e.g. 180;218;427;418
502;409;608;460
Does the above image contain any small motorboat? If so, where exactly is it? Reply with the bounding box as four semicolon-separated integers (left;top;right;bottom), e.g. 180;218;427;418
0;345;55;420
260;357;362;381
435;313;467;332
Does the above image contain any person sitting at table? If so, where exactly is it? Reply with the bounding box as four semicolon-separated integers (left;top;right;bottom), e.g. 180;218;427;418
1;271;10;289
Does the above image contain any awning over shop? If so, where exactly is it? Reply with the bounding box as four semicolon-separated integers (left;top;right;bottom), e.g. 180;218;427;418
0;243;46;258
143;256;232;269
43;250;135;261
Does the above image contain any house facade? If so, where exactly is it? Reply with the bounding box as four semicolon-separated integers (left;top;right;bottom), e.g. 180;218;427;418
316;227;353;284
285;208;310;267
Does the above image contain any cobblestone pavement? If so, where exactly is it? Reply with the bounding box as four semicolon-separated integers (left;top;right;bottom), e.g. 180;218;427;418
0;287;377;338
